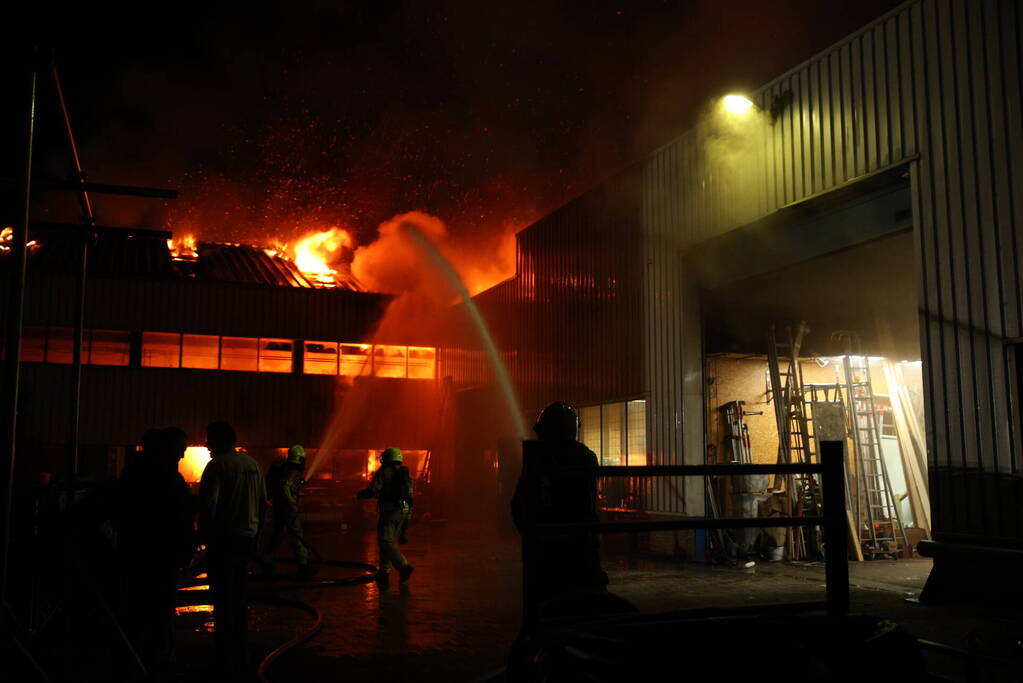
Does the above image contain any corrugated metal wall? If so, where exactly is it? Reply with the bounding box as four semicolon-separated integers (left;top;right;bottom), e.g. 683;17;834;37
17;364;441;452
472;167;646;417
637;0;1023;542
11;273;389;342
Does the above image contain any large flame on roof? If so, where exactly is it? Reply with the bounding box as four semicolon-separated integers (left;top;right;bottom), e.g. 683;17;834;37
292;228;352;287
168;234;198;261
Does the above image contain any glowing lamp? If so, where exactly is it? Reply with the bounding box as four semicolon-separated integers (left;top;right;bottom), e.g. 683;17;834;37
723;94;754;115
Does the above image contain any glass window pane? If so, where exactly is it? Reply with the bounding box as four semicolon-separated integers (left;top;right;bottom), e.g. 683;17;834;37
89;329;130;366
600;402;625;466
21;326;45;362
340;343;371;376
407;346;436;379
220;336;258;372
46;327;74;364
142;332;181;367
626;400;647;466
578;405;601;457
259;338;293;373
373;344;407;378
304;341;338;375
182;334;220;369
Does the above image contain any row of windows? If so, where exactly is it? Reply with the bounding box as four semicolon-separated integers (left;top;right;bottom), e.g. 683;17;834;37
18;326;437;380
578;399;647;467
22;327;131;366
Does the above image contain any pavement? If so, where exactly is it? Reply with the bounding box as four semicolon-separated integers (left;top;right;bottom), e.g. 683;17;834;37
163;521;1020;683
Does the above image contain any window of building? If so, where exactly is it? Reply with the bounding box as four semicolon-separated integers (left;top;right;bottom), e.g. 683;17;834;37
220;336;258;372
46;327;74;364
259;338;293;373
304;341;339;375
601;402;626;466
21;326;46;362
182;334;220;369
20;326;130;366
579;399;647;467
407;346;436;379
88;329;131;366
142;332;181;367
626;400;648;467
373;345;407;378
579;405;601;455
340;344;372;376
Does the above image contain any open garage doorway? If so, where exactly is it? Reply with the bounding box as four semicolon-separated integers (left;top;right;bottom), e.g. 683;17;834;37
692;170;929;564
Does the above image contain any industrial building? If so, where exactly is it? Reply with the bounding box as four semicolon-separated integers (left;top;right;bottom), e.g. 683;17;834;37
457;0;1022;597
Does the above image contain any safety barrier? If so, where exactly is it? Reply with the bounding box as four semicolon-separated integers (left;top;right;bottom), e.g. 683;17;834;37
521;440;848;617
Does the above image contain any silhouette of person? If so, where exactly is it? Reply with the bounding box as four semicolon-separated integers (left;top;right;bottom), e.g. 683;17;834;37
198;421;265;680
511;402;609;624
114;427;194;673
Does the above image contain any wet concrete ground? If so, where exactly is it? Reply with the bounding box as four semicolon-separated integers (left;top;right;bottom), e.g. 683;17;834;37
168;521;1018;682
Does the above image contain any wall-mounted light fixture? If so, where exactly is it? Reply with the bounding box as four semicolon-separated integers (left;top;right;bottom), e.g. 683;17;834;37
723;94;754;115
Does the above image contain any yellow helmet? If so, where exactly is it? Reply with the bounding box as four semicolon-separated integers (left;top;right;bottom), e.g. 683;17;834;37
287;444;307;466
381;447;403;463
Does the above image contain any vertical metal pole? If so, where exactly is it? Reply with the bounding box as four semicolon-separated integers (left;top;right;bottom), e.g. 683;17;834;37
52;66;94;486
1;60;37;607
69;237;88;482
822;440;850;616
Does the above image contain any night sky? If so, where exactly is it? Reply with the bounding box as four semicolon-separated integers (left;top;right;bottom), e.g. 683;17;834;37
10;0;904;247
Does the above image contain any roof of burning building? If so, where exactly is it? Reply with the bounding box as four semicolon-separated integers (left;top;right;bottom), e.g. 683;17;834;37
7;223;362;291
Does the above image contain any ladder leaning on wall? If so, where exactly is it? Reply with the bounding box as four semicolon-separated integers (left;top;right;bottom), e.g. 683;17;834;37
840;353;909;559
767;322;823;560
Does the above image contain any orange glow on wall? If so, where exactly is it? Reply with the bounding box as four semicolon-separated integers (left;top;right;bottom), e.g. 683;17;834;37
179;446;212;483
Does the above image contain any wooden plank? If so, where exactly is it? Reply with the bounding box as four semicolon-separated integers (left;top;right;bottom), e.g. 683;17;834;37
847;508;865;562
884;361;932;536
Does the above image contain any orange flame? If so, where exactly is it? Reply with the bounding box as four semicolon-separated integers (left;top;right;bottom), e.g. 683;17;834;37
291;227;352;287
1;227;39;253
169;234;198;261
178;446;211;483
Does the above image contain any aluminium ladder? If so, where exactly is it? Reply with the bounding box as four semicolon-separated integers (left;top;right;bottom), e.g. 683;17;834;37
767;323;822;559
841;355;909;559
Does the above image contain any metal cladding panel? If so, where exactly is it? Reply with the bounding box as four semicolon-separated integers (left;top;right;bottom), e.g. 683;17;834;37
636;0;1023;542
910;0;1023;546
641;144;704;516
16;364;441;454
12;274;389;342
470;167;646;421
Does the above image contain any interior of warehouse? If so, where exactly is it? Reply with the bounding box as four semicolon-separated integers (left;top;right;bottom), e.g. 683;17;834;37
698;197;928;563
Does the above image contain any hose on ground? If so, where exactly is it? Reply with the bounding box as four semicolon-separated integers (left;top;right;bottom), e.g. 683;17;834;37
178;530;378;683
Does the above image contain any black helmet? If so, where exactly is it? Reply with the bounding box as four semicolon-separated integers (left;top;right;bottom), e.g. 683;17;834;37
533;401;579;441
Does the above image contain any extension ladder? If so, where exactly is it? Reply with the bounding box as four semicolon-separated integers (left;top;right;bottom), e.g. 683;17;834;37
841;355;909;559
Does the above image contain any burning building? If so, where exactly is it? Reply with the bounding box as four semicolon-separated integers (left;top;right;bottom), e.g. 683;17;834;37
2;222;449;501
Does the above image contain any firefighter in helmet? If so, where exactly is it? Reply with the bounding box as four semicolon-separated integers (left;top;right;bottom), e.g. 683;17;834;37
357;447;414;585
261;444;312;577
511;402;609;619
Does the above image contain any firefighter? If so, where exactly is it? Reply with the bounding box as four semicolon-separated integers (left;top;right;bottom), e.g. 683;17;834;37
511;402;609;621
357;447;414;585
261;444;312;578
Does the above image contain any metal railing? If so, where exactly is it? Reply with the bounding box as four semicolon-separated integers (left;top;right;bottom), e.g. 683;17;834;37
522;440;849;617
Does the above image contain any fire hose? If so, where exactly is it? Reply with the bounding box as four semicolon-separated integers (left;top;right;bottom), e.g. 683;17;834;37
178;528;377;683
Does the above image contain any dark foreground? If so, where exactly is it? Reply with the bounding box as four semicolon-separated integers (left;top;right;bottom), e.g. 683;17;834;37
160;522;1013;682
